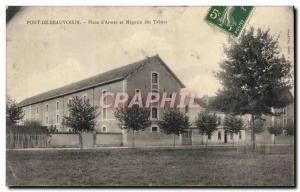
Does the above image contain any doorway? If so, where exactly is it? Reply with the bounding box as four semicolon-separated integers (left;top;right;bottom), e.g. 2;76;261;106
224;130;228;143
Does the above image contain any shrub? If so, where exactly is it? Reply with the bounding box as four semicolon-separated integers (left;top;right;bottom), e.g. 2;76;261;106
8;120;49;134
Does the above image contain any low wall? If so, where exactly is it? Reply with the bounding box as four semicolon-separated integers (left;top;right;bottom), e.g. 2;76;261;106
95;133;123;146
49;134;79;147
124;130;181;147
192;129;246;146
274;135;294;145
49;133;123;148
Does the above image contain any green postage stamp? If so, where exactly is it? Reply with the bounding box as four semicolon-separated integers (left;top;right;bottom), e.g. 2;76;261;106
205;6;253;37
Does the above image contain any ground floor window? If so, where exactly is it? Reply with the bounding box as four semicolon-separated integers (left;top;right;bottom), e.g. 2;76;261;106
230;132;233;140
56;114;59;124
45;116;48;124
208;134;211;140
102;126;107;132
239;131;242;139
218;131;221;140
151;126;158;132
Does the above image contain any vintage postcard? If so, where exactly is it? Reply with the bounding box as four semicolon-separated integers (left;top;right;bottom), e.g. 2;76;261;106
6;6;295;187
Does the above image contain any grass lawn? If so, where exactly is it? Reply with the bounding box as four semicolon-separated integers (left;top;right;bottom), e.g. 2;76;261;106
6;146;294;187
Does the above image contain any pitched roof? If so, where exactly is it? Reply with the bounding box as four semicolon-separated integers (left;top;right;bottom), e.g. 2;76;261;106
18;55;185;107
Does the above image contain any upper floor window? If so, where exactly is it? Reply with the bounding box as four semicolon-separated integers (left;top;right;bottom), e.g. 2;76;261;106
151;72;159;91
135;89;140;102
82;95;87;101
151;107;158;119
68;98;72;105
56;101;59;110
36;107;39;113
23;109;26;120
102;108;107;120
45;104;48;112
102;90;107;104
152;73;158;84
217;117;222;125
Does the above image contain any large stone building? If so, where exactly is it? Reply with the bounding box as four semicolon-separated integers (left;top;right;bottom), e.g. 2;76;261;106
18;55;294;147
19;55;185;134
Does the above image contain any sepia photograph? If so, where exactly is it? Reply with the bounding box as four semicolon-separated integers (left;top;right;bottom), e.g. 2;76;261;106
6;6;295;187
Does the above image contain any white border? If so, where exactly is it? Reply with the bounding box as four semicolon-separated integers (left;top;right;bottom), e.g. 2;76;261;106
2;1;299;192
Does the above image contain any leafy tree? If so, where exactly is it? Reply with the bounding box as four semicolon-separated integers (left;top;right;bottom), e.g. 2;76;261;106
6;95;24;126
268;125;283;144
159;110;190;146
211;28;292;152
223;114;243;145
114;105;151;147
253;118;265;134
223;114;243;134
195;111;218;145
63;96;98;148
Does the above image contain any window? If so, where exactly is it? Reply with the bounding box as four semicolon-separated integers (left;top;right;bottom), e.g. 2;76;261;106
102;126;107;132
152;73;158;84
23;109;26;120
151;72;159;91
56;101;59;110
102;90;108;120
56;114;59;123
45;116;49;124
68;98;72;105
239;131;242;140
102;90;107;103
208;134;211;140
35;107;39;119
218;131;221;140
45;104;48;112
151;107;158;119
102;108;107;119
151;126;158;132
230;132;233;140
135;89;140;102
217;117;221;125
185;105;189;113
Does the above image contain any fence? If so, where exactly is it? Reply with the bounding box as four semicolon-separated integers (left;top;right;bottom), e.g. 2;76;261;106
7;134;49;149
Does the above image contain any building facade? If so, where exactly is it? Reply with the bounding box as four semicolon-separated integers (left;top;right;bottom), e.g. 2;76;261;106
19;55;185;135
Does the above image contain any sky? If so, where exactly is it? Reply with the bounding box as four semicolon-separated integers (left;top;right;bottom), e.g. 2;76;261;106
6;6;294;102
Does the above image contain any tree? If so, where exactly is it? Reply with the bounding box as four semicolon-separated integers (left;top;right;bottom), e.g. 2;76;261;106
268;125;283;144
223;114;243;145
6;95;24;126
63;96;98;149
285;123;294;136
159;110;190;146
114;105;151;147
195;111;218;145
223;115;243;134
211;28;292;152
253;118;265;134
